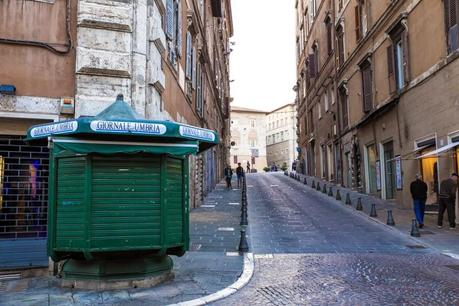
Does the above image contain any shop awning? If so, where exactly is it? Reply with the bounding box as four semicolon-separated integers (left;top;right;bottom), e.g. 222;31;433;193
387;145;431;162
416;142;459;159
25;95;219;154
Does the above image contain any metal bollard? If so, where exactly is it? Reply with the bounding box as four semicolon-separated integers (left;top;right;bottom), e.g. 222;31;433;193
322;184;327;194
370;203;378;217
345;193;351;205
356;198;363;211
386;210;395;226
336;189;342;201
328;187;333;197
238;228;249;253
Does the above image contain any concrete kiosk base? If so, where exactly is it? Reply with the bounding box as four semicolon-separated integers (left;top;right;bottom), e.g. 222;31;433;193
60;255;174;290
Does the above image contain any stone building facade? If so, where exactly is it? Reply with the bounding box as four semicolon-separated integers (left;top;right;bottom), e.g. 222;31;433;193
266;103;298;170
296;0;459;213
0;0;232;270
230;106;268;172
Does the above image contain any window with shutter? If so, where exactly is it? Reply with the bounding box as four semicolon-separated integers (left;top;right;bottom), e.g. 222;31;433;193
325;16;333;55
196;64;202;114
361;63;372;112
185;32;192;79
337;25;345;66
166;0;174;40
445;0;459;53
192;47;197;89
387;44;396;94
176;0;182;58
355;5;361;41
308;54;316;78
339;87;348;129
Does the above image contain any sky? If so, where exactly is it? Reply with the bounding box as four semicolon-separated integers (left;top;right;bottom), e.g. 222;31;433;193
229;0;296;112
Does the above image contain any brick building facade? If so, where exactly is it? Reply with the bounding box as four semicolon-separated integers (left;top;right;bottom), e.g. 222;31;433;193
0;0;232;270
296;0;459;212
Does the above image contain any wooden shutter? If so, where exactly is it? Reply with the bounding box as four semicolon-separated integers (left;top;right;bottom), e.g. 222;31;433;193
402;31;410;84
386;45;396;94
166;0;174;40
308;54;316;78
185;32;192;79
362;65;372;112
176;0;183;58
355;5;361;41
327;21;332;54
337;27;344;66
192;47;197;89
445;0;459;52
196;64;202;114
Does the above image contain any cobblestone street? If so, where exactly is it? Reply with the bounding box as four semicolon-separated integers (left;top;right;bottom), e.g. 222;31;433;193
217;172;459;305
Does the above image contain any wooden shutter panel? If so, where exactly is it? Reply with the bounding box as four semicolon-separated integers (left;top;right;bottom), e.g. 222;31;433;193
176;0;183;58
444;0;459;52
192;47;197;89
166;0;174;40
185;32;192;79
327;21;332;54
386;45;396;94
196;65;202;113
362;65;372;112
355;5;361;41
308;54;316;78
402;31;410;84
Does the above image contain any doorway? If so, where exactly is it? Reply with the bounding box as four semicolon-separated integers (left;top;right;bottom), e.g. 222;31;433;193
420;147;439;205
383;141;395;199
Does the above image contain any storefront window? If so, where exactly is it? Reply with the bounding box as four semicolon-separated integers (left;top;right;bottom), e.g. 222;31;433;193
0;136;49;239
420;147;438;205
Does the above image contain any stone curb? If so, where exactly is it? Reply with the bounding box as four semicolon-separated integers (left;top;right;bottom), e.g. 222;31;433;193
168;252;254;306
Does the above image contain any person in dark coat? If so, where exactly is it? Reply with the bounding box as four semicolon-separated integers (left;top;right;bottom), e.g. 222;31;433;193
224;165;233;190
410;174;428;228
236;163;244;188
438;173;458;229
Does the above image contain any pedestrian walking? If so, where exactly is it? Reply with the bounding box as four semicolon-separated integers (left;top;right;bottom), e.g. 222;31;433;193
236;163;244;188
246;161;251;173
410;174;428;228
224;165;233;190
438;173;458;229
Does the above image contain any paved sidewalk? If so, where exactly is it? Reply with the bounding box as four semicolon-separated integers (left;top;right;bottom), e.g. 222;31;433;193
0;179;244;306
288;172;459;258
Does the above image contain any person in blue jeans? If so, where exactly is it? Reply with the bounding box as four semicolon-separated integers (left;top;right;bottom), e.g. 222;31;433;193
410;174;428;228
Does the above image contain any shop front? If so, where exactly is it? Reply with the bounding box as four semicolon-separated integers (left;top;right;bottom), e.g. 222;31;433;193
0;117;56;270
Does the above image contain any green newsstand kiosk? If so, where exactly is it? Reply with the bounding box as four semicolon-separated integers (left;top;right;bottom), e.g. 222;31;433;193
26;95;219;283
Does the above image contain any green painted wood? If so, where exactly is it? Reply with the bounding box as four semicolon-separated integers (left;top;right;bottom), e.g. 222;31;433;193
89;155;162;249
165;157;184;245
55;156;87;250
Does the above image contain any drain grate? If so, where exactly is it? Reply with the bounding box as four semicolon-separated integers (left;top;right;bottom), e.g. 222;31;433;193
0;282;6;293
419;230;435;235
406;245;426;249
190;243;202;251
445;265;459;271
